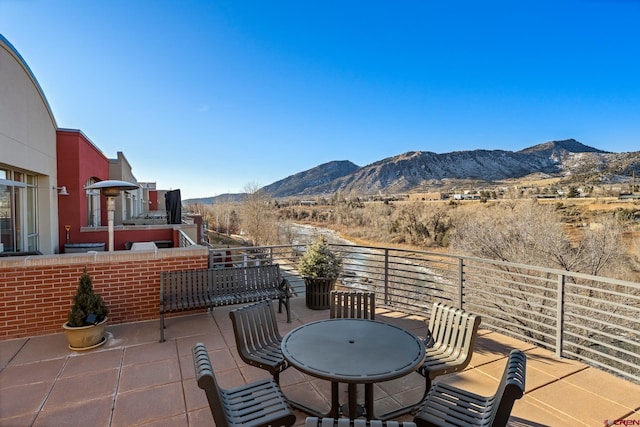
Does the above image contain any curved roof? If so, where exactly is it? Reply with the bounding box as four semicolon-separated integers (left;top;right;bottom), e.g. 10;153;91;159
0;33;57;128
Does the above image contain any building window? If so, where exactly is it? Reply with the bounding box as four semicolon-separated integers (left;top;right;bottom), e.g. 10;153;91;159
26;175;38;251
0;168;37;253
86;178;100;227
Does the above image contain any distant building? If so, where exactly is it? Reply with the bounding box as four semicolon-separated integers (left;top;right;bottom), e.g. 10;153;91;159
453;194;480;200
139;182;159;212
407;192;449;201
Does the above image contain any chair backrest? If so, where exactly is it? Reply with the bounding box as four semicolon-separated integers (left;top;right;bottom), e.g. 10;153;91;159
414;349;526;427
428;302;480;359
330;290;376;320
305;417;416;427
489;349;527;426
192;343;230;427
230;300;282;362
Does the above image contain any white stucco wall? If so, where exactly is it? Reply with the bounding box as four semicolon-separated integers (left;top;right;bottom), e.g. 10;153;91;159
0;35;59;254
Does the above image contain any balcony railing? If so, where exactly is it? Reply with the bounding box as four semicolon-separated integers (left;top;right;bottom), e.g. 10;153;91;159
209;243;640;384
178;229;197;247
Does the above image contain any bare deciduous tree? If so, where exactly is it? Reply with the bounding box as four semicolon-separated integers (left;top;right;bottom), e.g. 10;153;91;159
204;201;239;237
449;199;631;353
240;183;278;246
388;202;454;247
451;200;576;269
574;216;627;278
452;200;628;276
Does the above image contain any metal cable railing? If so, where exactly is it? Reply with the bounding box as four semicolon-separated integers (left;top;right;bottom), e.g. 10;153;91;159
206;243;640;384
178;229;197;247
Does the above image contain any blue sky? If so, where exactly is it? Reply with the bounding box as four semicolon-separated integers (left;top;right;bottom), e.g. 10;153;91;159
2;0;639;199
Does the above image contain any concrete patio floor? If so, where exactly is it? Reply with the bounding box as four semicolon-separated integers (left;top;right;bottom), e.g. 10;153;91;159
1;297;639;427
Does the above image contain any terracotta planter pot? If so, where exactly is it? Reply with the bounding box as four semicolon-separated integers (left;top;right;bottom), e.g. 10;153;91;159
62;317;108;350
303;277;336;309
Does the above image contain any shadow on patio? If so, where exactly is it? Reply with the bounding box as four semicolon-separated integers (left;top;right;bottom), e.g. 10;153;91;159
1;297;639;426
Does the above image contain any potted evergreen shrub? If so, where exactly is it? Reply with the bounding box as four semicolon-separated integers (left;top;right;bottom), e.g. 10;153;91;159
62;267;109;350
299;236;342;309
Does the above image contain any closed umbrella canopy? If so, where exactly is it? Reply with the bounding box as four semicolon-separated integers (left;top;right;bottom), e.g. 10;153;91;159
165;189;182;224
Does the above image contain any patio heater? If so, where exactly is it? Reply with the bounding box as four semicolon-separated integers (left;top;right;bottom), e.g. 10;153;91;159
84;180;139;251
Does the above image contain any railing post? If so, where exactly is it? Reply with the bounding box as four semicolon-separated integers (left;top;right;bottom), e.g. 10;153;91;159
384;248;390;305
458;257;464;310
556;273;565;358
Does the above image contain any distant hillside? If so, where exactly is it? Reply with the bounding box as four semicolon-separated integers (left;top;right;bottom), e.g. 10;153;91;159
185;193;245;205
259;160;360;197
259;139;639;197
185;139;640;203
312;147;557;195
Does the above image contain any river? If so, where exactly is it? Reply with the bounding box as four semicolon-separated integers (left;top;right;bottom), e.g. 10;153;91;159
286;222;449;301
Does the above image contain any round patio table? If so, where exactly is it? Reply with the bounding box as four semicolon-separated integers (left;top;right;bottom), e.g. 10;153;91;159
281;318;425;419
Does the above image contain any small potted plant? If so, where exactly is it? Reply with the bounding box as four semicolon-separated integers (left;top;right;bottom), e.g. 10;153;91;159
299;236;342;309
62;267;109;350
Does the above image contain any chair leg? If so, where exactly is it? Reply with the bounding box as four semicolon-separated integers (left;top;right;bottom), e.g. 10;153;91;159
348;383;358;419
331;382;340;418
160;314;165;343
281;297;291;322
422;376;433;402
364;383;374;420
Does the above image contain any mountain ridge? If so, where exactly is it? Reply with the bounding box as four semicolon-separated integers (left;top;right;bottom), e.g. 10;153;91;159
186;139;640;203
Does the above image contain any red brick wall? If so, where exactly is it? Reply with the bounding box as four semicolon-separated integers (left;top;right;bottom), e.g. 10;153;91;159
0;247;208;340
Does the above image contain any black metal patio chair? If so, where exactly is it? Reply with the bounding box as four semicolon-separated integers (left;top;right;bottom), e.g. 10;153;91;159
413;349;526;427
229;299;289;384
329;290;376;320
380;302;481;419
192;342;296;427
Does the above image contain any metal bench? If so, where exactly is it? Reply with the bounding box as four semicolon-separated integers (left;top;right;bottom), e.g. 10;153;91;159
330;290;376;320
160;264;292;341
192;343;296;427
381;302;481;419
305;417;416;427
413;349;526;427
229;300;289;384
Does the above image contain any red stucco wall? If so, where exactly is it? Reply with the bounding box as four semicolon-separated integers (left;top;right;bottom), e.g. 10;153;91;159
149;190;158;211
56;130;109;252
70;227;177;251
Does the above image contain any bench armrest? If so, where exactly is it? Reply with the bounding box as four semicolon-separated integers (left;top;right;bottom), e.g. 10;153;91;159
280;277;294;297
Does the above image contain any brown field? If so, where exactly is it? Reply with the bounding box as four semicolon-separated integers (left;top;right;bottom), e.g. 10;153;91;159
498;176;563;187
